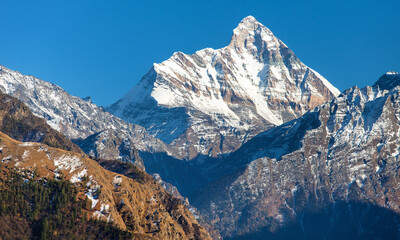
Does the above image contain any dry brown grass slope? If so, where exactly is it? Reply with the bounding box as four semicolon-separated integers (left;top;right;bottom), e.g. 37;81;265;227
0;131;211;239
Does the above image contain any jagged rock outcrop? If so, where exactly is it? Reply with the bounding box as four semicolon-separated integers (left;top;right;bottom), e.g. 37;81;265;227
108;16;340;160
192;72;400;239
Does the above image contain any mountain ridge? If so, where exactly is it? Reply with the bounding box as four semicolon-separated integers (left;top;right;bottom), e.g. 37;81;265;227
0;64;169;166
191;76;400;238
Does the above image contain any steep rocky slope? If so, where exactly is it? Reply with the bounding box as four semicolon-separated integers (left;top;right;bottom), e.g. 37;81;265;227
108;16;340;160
98;160;221;240
0;90;82;153
192;72;400;238
0;131;211;239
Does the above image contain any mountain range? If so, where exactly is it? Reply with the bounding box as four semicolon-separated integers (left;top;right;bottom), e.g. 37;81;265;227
0;16;399;239
192;71;400;238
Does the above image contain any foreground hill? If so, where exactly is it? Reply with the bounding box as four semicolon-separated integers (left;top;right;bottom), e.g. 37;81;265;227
0;131;211;239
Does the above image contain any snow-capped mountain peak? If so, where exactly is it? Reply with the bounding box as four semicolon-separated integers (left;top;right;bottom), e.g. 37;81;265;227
230;16;278;54
232;15;266;35
108;16;340;159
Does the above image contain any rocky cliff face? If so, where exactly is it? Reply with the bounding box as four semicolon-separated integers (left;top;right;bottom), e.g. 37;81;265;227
191;72;400;238
108;16;340;160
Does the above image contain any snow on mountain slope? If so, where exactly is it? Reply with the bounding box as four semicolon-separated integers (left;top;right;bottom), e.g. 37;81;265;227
191;72;400;238
0;64;167;164
108;16;340;160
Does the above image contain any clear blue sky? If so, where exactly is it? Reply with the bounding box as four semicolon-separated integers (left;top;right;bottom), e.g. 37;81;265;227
0;0;399;106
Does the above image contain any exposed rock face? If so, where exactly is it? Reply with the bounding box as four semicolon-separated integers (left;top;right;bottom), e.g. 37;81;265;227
192;73;400;238
77;129;145;169
0;64;167;167
0;131;211;239
153;173;190;205
0;90;82;153
108;16;340;160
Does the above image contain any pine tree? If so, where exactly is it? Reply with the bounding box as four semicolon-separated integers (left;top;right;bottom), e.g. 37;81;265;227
40;217;49;240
